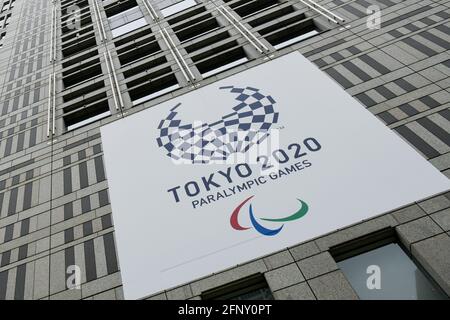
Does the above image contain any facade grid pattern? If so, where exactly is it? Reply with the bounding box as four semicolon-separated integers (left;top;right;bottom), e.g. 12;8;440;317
0;0;448;300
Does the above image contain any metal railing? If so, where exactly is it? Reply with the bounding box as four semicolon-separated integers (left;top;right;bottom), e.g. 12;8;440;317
160;28;196;83
218;6;269;54
299;0;345;24
104;50;125;110
142;0;159;21
93;0;107;41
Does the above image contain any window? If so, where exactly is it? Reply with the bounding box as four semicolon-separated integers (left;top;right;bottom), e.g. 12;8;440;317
168;7;220;43
111;17;147;38
61;24;97;58
201;274;273;300
228;0;278;17
58;0;114;132
60;0;98;59
229;0;323;50
61;1;92;36
61;53;109;131
62;58;103;88
191;40;249;78
1;13;11;28
166;3;250;79
114;29;180;106
105;0;148;38
66;109;111;131
1;0;15;13
160;0;198;18
63;93;111;131
332;229;448;300
272;29;319;49
0;32;5;47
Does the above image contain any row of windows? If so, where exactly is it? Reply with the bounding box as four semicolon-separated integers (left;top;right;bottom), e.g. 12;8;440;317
0;31;5;48
106;0;147;38
55;0;334;134
59;0;107;131
0;0;15;13
0;11;10;27
0;0;14;47
199;229;448;300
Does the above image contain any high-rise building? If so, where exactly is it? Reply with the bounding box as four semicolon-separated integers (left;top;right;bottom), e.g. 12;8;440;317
0;0;449;300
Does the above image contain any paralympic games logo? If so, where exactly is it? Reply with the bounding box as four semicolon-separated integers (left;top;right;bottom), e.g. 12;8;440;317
230;196;309;236
156;86;279;164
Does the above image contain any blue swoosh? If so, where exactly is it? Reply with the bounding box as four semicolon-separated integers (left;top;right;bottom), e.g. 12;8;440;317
249;204;284;236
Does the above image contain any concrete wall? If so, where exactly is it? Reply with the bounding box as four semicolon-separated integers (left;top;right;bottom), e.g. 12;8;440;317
0;0;448;299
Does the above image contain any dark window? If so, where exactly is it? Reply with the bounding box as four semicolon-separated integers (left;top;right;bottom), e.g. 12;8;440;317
201;273;274;300
240;0;323;49
191;40;248;78
331;228;448;300
63;93;111;131
168;7;219;43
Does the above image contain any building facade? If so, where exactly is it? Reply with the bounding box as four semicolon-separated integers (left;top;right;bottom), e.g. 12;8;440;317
0;0;449;300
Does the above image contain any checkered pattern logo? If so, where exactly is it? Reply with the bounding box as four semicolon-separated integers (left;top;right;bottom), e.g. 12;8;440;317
156;86;279;164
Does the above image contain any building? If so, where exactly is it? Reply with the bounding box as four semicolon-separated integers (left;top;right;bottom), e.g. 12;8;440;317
0;0;449;300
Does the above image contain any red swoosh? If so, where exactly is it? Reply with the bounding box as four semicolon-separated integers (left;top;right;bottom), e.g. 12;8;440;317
230;196;254;230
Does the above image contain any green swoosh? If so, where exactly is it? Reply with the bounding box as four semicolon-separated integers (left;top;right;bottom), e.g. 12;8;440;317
260;199;309;222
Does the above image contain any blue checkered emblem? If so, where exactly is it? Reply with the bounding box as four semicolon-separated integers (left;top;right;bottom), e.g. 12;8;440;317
156;86;279;163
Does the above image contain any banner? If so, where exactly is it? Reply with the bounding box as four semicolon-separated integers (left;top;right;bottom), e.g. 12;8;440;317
101;52;450;299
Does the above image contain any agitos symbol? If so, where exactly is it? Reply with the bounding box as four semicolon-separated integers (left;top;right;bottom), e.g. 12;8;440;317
230;196;309;236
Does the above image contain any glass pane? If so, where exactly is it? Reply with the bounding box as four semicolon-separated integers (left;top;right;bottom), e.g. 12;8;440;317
111;18;147;38
160;0;197;17
338;243;448;300
231;287;274;300
108;6;146;38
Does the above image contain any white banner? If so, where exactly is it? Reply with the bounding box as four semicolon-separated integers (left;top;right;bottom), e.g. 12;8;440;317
101;52;450;299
